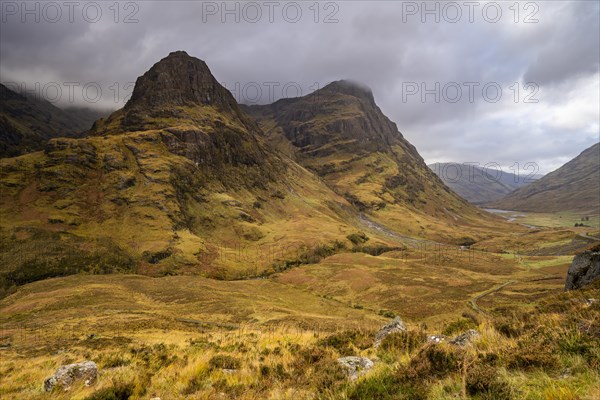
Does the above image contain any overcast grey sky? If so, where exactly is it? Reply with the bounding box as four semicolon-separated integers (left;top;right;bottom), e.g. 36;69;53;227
1;1;599;173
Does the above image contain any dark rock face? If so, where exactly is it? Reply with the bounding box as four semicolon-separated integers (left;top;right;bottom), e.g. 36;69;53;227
565;245;600;290
125;51;239;115
245;79;467;213
92;51;261;137
88;51;285;188
249;79;419;158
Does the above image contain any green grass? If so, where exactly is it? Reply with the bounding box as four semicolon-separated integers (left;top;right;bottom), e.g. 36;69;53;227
510;211;600;229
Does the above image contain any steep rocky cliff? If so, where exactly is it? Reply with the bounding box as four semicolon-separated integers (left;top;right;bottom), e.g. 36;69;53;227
565;244;600;290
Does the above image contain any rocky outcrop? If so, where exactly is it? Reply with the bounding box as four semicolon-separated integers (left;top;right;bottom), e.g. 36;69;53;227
449;329;480;346
44;361;98;391
565;245;600;290
247;79;420;159
87;51;285;189
124;51;240;116
337;356;374;380
245;76;481;221
374;316;407;347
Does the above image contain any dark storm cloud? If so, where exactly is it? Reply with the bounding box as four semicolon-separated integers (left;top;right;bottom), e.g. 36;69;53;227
1;0;598;173
523;1;600;86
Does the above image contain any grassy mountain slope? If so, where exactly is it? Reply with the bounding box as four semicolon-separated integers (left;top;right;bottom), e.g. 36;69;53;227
490;143;600;213
245;81;515;243
428;162;539;204
0;84;108;157
0;53;408;294
0;54;524;295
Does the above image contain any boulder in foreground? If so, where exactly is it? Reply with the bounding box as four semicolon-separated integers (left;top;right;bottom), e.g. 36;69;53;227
565;244;600;290
337;356;374;380
44;361;98;392
374;316;407;347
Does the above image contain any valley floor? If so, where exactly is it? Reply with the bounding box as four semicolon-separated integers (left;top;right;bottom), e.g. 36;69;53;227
1;214;599;399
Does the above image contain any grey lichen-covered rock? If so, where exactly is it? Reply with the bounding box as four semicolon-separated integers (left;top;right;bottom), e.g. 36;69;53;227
565;246;600;290
374;316;406;347
44;361;98;392
337;356;374;380
449;329;480;346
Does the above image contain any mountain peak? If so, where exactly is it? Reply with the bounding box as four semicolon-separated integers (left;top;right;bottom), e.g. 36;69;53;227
124;51;236;112
91;52;252;135
320;80;375;103
167;50;190;57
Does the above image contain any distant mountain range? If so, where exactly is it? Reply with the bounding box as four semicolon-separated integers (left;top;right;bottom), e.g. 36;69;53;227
489;142;600;213
428;162;542;204
0;83;110;157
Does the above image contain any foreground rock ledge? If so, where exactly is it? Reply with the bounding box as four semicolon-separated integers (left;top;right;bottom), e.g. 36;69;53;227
565;245;600;291
374;316;407;347
44;361;98;392
337;356;374;380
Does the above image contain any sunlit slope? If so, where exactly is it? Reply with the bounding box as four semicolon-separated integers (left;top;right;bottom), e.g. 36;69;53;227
0;52;383;292
246;80;516;243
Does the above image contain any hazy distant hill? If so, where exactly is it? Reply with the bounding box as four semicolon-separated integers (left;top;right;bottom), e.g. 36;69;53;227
428;162;541;204
0;84;109;157
489;143;600;213
63;106;111;131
